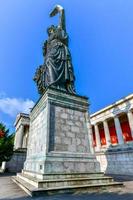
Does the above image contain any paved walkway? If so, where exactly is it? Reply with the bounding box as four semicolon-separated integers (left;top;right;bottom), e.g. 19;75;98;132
0;174;133;200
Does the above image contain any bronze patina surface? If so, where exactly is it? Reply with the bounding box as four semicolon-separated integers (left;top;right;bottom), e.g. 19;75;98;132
34;5;75;95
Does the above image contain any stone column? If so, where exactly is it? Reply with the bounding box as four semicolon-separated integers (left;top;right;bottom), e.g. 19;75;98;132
14;129;18;150
103;120;111;147
127;110;133;139
114;116;124;144
17;125;24;149
1;161;6;172
94;124;101;151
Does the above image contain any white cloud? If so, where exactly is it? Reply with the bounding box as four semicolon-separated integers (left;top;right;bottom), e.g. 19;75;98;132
0;95;34;117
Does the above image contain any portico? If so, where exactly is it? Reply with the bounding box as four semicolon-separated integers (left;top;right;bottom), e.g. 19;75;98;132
91;94;133;152
14;113;30;150
90;94;133;175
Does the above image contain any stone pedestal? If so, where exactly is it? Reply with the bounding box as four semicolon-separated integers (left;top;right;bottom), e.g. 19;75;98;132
13;88;123;196
23;88;100;177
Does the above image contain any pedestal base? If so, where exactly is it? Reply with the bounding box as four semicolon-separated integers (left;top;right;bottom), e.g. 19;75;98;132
23;152;100;179
13;88;123;195
12;172;123;197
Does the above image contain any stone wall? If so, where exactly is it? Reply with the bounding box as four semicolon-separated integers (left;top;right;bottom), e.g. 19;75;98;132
96;143;133;175
27;106;48;158
49;105;90;153
5;150;26;173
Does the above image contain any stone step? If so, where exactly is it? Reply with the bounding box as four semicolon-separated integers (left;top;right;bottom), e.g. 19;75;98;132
12;175;123;197
32;182;123;197
12;176;36;196
22;171;105;180
17;173;114;188
39;177;114;188
18;172;109;182
17;174;38;187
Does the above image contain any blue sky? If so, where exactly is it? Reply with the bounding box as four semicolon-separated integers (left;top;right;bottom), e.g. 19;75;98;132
0;0;133;132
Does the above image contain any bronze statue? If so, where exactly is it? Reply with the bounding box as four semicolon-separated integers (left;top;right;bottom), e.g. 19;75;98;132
34;5;76;95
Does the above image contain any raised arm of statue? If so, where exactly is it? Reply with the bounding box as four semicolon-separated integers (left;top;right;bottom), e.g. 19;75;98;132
50;5;66;32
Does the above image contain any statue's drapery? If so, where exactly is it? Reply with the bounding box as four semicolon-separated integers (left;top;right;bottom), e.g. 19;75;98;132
44;27;75;93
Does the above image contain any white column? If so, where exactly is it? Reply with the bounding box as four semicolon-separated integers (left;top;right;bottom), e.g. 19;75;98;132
94;124;101;151
114;116;124;144
1;161;6;172
127;110;133;139
14;129;18;150
103;120;111;147
16;125;24;149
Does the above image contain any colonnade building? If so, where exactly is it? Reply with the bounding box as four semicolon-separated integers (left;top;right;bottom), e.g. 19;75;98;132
91;94;133;151
5;113;30;172
90;94;133;175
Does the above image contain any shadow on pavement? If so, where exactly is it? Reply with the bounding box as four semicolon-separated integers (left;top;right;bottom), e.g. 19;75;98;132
0;172;16;177
1;192;133;200
107;174;133;182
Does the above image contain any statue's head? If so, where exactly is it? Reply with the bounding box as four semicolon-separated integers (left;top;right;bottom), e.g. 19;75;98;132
47;25;56;36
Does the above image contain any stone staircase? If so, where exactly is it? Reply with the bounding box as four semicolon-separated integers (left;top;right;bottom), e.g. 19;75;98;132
12;172;123;196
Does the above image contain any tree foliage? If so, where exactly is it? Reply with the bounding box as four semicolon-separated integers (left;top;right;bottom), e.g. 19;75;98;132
0;123;14;165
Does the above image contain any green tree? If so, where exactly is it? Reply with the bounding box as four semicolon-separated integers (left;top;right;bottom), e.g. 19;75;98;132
0;123;14;165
